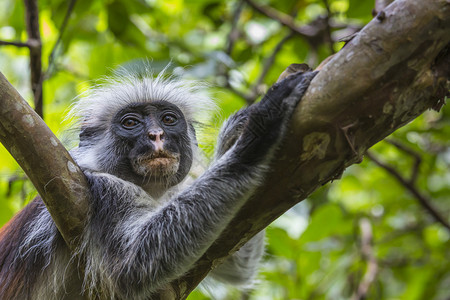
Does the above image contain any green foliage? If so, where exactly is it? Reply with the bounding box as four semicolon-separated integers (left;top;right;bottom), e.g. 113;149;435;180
0;0;448;299
347;0;373;21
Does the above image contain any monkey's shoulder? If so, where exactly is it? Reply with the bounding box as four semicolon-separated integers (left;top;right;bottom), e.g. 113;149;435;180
82;170;159;209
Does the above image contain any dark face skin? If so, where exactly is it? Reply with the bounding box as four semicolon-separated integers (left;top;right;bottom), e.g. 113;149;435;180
105;101;193;195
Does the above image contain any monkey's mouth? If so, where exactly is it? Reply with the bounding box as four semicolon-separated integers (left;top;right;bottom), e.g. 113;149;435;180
132;151;180;177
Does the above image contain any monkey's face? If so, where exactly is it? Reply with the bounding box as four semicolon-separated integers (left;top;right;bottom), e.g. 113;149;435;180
111;101;194;188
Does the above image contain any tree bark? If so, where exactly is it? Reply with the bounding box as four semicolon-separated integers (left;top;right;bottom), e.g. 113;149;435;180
0;72;89;249
23;0;44;118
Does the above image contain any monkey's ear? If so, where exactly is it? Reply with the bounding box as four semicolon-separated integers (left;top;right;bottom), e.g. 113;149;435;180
189;124;198;147
79;126;99;147
277;63;313;82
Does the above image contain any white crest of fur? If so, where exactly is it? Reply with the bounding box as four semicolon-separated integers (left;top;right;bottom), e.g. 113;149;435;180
69;67;216;129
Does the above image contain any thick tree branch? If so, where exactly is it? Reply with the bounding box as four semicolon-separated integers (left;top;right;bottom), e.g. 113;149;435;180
0;72;89;249
163;0;449;297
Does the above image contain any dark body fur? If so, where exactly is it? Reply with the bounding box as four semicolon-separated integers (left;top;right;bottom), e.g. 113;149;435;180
0;70;316;299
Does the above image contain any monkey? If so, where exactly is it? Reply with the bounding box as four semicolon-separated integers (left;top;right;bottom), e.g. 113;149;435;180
0;67;317;299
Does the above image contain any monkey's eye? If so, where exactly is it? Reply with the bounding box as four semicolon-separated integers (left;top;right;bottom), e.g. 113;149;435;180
162;113;177;125
121;117;140;129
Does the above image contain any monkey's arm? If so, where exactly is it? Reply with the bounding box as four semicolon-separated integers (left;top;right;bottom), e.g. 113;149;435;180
210;70;317;286
208;231;265;286
210;105;266;286
81;71;317;299
214;106;252;159
214;65;315;160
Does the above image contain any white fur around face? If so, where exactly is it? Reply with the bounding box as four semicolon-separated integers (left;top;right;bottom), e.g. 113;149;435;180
67;68;216;182
69;69;216;132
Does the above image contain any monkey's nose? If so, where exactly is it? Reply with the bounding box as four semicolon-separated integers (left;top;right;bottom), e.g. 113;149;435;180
148;129;164;151
148;129;164;141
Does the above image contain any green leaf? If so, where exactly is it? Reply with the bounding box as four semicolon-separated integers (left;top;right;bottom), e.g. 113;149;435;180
107;0;130;38
300;203;351;243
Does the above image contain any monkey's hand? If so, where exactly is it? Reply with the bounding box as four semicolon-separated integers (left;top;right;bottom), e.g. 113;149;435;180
208;71;316;288
215;70;317;161
230;70;318;164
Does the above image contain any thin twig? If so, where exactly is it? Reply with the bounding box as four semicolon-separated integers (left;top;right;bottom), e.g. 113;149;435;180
322;0;335;54
351;218;378;300
245;31;295;104
255;31;295;87
23;0;43;118
385;139;422;183
244;1;302;104
46;0;78;78
6;175;28;198
225;0;329;104
222;0;245;100
373;0;395;16
224;81;253;103
366;151;450;231
0;40;30;47
225;0;245;56
223;25;295;105
244;0;318;37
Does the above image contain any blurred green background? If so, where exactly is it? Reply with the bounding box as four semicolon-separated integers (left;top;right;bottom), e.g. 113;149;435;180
0;0;449;299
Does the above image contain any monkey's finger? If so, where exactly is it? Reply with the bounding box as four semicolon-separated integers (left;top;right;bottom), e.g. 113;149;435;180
280;70;318;111
277;63;313;82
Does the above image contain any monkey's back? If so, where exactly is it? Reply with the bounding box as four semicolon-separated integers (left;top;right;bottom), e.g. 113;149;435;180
0;197;81;299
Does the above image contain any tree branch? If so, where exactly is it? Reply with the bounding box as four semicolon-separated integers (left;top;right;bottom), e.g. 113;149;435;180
385;139;422;183
23;0;44;118
163;0;449;297
322;0;335;54
373;0;395;16
366;151;450;231
0;40;30;47
46;0;78;78
244;0;318;38
0;72;89;249
225;0;245;56
248;31;294;100
223;32;296;105
351;218;378;300
227;3;301;105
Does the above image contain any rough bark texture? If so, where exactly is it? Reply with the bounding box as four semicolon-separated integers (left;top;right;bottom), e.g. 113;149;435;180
163;0;450;298
0;72;88;249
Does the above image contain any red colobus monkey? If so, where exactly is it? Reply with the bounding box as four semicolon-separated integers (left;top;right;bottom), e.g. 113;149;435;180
0;68;316;299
